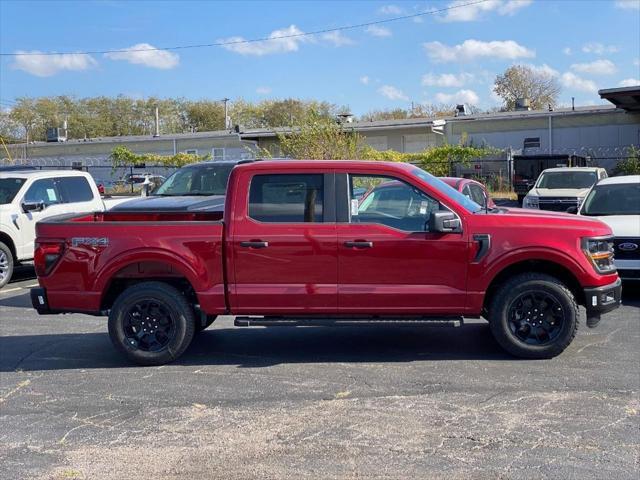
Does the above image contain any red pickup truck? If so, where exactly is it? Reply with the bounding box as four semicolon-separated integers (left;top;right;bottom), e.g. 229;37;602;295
31;160;621;365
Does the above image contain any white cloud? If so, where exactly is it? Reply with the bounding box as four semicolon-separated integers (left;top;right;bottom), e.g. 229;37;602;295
421;72;474;87
378;85;409;101
615;0;640;10
104;43;179;69
434;89;480;105
12;51;97;77
524;63;559;77
561;72;598;93
619;78;640;87
365;25;392;37
378;5;403;15
582;42;619;55
321;31;354;47
441;0;532;22
219;25;310;56
563;47;572;56
424;39;534;62
256;86;271;94
360;76;370;85
571;59;617;75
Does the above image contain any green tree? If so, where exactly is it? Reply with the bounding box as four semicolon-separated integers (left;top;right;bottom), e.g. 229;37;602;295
493;65;561;111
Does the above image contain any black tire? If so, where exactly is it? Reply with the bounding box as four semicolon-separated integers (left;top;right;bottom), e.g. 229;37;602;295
517;194;525;206
195;314;217;333
0;241;14;289
489;273;579;359
108;281;196;366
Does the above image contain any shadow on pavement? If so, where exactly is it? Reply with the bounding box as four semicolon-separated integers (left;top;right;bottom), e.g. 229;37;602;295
0;322;514;372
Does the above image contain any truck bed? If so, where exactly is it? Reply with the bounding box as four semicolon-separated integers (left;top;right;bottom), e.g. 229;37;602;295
35;211;226;314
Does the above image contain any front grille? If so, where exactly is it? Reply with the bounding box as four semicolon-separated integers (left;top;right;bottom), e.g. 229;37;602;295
612;237;640;260
618;269;640;280
538;197;579;212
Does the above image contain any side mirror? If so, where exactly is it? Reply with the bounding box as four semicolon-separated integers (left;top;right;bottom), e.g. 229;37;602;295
22;201;45;213
429;211;462;233
566;206;578;214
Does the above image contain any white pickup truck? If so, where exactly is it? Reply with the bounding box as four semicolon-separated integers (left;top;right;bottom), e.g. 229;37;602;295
0;169;130;287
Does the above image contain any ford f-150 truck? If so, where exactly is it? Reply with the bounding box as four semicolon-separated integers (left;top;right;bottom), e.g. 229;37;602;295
31;160;622;365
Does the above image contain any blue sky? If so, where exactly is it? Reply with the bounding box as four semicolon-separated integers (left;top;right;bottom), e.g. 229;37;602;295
1;0;639;114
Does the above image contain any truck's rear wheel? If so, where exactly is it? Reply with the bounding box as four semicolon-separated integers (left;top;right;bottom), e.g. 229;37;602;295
108;281;196;365
0;242;14;289
489;273;579;359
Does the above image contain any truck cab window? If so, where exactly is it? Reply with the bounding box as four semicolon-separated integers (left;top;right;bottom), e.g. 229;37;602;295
249;174;324;223
57;177;94;203
23;179;60;206
351;175;439;231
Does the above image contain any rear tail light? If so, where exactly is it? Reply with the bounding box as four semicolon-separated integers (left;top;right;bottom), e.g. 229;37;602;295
34;241;65;277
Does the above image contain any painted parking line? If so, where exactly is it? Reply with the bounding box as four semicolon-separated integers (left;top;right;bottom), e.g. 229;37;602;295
1;283;39;295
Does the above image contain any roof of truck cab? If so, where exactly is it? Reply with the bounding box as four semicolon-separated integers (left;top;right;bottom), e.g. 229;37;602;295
0;169;90;179
540;167;605;173
235;159;416;171
595;175;640;185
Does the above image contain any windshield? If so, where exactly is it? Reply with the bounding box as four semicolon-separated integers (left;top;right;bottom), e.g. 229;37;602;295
154;163;234;196
407;165;482;213
536;171;597;189
0;178;26;205
581;183;640;216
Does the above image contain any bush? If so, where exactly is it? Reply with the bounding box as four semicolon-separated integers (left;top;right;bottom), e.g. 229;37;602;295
613;146;640;176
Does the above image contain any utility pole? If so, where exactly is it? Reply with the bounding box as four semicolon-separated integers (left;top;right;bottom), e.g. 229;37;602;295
221;98;230;129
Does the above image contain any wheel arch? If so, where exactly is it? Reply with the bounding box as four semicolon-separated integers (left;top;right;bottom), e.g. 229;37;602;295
483;259;584;314
0;231;17;261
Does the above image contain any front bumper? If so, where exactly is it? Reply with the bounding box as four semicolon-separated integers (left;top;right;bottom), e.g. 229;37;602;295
583;278;622;326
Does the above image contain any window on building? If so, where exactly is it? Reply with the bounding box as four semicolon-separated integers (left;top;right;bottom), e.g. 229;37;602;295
402;133;436;153
57;177;94;203
364;136;388;151
212;148;225;160
249;174;324;223
185;149;198;155
523;137;540;149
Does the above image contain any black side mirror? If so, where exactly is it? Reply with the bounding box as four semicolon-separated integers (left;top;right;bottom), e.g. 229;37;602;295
22;201;45;213
429;211;462;233
566;206;578;214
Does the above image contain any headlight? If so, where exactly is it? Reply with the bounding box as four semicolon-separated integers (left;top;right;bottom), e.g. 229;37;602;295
582;237;616;274
523;195;539;209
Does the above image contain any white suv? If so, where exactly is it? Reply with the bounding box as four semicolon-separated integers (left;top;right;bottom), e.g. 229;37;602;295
578;175;640;281
522;167;608;212
0;169;127;288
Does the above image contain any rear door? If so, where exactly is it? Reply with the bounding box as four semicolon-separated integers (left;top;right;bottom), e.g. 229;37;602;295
337;172;469;315
229;171;338;314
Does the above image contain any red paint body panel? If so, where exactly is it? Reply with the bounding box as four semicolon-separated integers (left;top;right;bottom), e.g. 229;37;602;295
34;160;618;318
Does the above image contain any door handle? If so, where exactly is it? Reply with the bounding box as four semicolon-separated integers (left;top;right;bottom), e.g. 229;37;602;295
344;241;373;248
240;241;269;248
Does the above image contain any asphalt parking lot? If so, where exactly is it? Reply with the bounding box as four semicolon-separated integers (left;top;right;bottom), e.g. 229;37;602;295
1;269;639;480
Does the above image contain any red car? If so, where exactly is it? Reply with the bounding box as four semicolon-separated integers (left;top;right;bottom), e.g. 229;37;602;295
32;160;621;365
440;177;496;209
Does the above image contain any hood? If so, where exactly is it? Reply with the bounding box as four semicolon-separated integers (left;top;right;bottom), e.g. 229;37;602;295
584;215;640;237
110;195;226;212
471;206;613;237
527;187;591;198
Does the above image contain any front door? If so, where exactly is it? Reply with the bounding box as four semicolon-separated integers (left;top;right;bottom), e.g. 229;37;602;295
337;173;469;315
230;172;337;314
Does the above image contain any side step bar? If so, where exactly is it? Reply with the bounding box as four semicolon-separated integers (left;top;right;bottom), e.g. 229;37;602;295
234;316;463;328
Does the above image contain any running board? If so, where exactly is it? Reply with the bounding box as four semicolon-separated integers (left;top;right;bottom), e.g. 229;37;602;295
234;316;463;328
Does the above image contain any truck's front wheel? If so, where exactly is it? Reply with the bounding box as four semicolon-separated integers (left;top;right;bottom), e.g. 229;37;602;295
489;273;579;359
0;242;14;289
108;282;196;365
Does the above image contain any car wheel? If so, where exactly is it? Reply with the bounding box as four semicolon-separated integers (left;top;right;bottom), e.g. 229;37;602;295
489;273;579;359
108;281;196;366
195;315;217;333
0;242;14;289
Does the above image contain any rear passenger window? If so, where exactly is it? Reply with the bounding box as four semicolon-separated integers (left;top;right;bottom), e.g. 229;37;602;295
249;174;324;223
57;177;94;203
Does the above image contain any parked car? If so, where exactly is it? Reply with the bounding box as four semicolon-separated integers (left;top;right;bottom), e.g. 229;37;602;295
111;159;251;212
522;167;608;212
31;160;621;365
513;154;588;204
577;175;640;281
440;177;496;209
0;170;131;287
